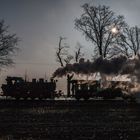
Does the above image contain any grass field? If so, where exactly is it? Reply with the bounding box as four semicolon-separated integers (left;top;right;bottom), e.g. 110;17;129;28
0;100;140;140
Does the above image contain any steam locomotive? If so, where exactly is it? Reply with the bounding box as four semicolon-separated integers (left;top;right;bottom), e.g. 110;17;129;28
1;76;134;100
1;77;57;100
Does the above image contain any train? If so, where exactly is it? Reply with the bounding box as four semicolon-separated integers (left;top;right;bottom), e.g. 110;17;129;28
1;76;135;101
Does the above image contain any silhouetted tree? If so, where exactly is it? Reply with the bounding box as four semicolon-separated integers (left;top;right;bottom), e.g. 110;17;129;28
56;37;85;66
56;36;73;67
75;3;126;58
0;20;19;67
56;37;65;67
64;55;73;64
117;26;140;57
107;44;130;58
75;42;84;62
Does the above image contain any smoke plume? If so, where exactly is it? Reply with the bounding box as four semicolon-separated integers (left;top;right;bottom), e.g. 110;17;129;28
121;55;140;82
53;55;128;77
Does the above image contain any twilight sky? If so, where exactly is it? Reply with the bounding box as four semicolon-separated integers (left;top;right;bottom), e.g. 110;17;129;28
0;0;140;82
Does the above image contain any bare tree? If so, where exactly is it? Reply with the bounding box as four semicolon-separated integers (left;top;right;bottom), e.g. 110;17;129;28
118;26;140;57
0;20;19;67
56;37;85;66
56;36;73;67
75;42;84;62
64;55;73;64
56;37;65;67
108;44;130;58
75;3;126;58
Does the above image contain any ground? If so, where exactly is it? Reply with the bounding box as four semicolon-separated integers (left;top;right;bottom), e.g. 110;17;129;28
0;100;140;140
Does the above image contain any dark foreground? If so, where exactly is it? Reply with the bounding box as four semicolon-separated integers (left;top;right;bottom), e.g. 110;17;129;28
0;100;140;140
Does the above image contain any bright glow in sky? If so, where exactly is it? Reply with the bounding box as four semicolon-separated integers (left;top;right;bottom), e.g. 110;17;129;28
111;27;118;34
